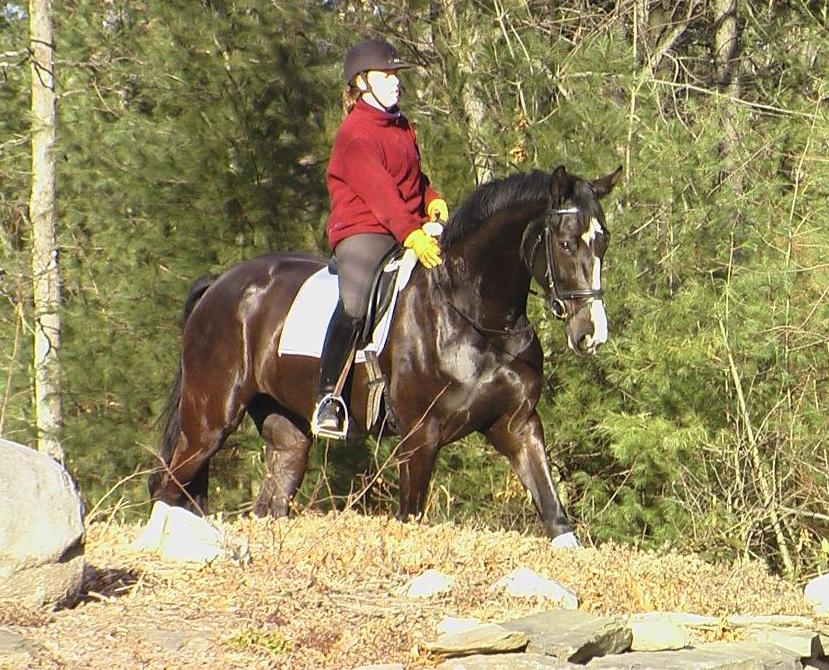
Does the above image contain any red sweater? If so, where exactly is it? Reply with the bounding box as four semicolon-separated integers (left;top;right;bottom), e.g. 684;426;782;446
325;100;441;250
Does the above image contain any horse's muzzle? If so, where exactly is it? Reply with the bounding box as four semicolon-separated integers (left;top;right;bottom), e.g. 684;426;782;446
566;299;608;355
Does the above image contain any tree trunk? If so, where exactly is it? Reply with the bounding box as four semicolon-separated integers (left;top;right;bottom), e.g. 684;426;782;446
29;0;63;463
713;0;742;190
713;0;794;577
436;0;494;185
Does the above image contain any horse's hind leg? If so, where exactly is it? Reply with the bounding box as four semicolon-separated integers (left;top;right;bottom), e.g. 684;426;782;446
155;382;246;515
247;395;311;517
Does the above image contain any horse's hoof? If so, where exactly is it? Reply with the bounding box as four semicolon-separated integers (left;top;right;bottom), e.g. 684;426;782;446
551;531;581;549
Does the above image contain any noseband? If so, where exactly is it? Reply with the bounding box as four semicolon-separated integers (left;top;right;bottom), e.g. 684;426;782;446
526;206;604;320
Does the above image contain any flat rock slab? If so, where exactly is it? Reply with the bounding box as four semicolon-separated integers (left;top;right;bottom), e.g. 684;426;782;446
726;615;816;629
426;623;529;656
749;628;823;658
436;652;580;669
629;611;720;630
585;641;802;669
500;610;632;663
134;624;215;653
0;628;34;665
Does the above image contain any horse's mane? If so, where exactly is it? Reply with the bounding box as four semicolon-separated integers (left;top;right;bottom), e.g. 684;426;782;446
441;170;553;247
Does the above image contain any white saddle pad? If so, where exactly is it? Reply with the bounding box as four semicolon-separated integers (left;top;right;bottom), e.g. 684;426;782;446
278;250;417;363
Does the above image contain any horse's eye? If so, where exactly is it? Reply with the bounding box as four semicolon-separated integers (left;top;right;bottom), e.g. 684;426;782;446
559;239;576;253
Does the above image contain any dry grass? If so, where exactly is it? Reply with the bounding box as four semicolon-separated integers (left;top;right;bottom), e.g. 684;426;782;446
0;511;816;670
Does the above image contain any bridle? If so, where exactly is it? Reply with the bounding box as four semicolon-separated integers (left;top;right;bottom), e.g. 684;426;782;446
433;201;605;342
525;206;604;320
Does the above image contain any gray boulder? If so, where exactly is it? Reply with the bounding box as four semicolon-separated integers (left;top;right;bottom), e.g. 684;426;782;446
0;438;85;609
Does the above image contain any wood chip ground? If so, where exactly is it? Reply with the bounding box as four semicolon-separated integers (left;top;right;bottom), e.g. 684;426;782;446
0;511;818;669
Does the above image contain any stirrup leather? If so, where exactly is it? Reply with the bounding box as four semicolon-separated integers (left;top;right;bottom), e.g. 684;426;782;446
311;393;350;440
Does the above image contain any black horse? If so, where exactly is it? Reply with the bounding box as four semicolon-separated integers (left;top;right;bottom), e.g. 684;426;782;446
149;165;622;547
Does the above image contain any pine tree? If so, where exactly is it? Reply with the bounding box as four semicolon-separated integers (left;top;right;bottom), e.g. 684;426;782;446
54;0;338;510
0;2;34;443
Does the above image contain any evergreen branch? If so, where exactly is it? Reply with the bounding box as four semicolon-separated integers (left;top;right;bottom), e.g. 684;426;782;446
0;300;24;436
651;78;820;119
718;318;795;577
780;507;829;524
646;2;701;74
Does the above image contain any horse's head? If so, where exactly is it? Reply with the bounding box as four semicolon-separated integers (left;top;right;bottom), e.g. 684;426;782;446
524;165;623;355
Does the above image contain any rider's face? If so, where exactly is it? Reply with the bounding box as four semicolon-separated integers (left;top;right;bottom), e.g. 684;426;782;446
362;69;401;110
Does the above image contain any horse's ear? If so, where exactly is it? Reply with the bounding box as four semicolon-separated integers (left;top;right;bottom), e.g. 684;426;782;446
592;165;623;197
549;165;568;203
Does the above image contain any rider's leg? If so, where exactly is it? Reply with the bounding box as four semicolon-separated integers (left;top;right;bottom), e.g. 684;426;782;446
313;301;362;435
312;233;397;437
336;233;399;317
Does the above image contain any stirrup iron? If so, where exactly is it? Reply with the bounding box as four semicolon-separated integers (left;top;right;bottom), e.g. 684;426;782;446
311;393;350;440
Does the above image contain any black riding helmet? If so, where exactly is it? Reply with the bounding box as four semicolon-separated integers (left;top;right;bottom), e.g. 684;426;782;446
344;39;412;84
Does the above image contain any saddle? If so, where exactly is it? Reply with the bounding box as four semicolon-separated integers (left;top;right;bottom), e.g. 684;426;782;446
278;246;418;430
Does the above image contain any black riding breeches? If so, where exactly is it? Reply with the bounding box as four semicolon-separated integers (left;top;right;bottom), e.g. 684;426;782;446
334;233;398;318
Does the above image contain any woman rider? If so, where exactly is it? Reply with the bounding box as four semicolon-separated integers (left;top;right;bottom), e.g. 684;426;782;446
312;38;448;438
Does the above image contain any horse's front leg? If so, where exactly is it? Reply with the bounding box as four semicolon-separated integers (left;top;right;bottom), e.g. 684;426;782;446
486;410;579;547
396;425;440;521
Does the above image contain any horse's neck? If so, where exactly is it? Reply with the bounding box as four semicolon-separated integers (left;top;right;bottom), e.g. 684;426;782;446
443;209;537;328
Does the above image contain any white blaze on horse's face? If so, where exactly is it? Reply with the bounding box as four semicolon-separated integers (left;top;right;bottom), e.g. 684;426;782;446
576;217;608;354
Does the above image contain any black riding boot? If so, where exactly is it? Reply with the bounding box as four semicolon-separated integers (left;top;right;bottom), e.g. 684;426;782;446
312;303;363;439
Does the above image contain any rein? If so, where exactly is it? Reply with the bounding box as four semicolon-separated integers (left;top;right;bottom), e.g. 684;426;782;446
434;264;536;337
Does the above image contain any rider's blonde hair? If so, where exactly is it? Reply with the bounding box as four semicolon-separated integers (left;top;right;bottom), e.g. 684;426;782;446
342;82;362;114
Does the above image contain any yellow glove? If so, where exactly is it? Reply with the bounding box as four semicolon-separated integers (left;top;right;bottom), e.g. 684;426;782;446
404;228;443;268
427;198;449;222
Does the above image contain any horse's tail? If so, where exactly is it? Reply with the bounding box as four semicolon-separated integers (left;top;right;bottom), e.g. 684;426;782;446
149;275;216;496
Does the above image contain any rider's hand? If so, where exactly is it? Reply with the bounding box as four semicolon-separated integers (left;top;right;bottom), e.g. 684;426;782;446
427;198;449;222
404;228;443;269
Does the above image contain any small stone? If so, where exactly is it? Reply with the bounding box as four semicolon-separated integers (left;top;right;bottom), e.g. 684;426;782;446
131;501;225;562
805;574;829;615
397;569;453;598
491;568;578;609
